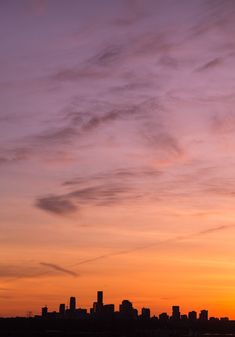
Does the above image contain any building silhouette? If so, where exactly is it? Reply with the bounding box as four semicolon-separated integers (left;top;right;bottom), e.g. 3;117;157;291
188;310;197;320
3;290;234;337
59;304;65;315
37;290;231;327
95;290;103;313
199;310;208;321
69;297;76;312
141;308;151;320
97;291;103;305
41;306;48;317
159;312;169;321
119;300;138;319
172;306;181;320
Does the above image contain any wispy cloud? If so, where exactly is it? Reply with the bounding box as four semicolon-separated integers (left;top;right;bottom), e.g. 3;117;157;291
0;262;78;280
63;167;161;186
2;1;235;310
33;127;78;145
40;263;78;277
36;166;163;215
36;195;77;215
197;225;233;235
197;58;222;72
36;183;134;215
143;131;182;157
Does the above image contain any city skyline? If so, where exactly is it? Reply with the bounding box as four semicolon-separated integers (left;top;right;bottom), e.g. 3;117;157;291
1;0;235;319
38;290;223;322
1;291;233;337
1;289;229;320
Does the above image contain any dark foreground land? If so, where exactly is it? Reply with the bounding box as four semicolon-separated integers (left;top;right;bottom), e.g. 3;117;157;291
1;318;235;337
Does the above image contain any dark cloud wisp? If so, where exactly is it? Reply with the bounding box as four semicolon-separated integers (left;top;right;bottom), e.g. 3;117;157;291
36;196;77;215
36;183;134;215
40;263;78;277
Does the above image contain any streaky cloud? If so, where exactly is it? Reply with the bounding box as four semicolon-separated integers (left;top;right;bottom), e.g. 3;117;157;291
40;262;78;277
197;58;222;72
36;184;133;215
36;195;77;215
35;165;164;215
197;225;234;235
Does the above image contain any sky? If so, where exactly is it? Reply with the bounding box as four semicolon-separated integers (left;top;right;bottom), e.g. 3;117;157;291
1;0;235;318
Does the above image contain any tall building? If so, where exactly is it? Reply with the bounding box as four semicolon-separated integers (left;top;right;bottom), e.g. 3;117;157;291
94;291;103;313
41;306;48;317
59;304;65;315
172;306;181;320
199;310;208;321
188;311;197;320
119;300;133;313
141;308;151;319
119;300;138;319
70;297;76;312
97;291;103;305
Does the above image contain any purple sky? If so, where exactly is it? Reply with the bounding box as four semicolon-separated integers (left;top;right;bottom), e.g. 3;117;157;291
1;0;235;317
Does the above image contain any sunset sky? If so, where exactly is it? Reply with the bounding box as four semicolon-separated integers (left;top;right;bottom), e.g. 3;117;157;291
1;0;235;318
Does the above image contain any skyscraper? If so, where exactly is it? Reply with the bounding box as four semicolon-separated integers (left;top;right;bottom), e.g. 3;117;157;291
188;311;197;320
97;291;103;305
41;306;48;317
70;297;76;312
94;291;103;313
119;300;133;313
119;300;138;319
141;308;151;319
59;304;65;315
199;310;208;321
172;306;181;320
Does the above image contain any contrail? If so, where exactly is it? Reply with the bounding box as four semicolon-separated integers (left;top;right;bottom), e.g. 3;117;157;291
71;225;234;268
197;225;233;235
3;225;233;283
